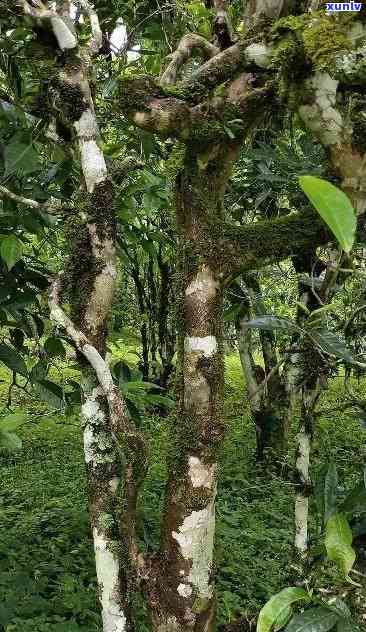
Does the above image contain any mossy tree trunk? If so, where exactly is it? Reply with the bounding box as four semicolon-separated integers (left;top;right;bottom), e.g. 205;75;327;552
148;143;239;631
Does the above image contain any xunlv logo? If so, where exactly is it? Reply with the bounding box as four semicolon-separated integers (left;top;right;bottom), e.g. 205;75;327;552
326;2;363;9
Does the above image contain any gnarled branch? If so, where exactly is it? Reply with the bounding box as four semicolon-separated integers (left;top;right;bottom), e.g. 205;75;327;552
160;34;219;86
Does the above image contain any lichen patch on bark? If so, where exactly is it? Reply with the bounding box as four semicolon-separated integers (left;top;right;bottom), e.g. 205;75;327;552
184;336;217;357
93;529;127;632
172;498;216;600
188;457;216;489
299;73;342;146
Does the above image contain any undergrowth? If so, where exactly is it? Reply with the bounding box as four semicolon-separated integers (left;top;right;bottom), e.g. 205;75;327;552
0;354;365;630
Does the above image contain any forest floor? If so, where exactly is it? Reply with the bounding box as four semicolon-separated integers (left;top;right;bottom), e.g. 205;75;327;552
0;353;365;631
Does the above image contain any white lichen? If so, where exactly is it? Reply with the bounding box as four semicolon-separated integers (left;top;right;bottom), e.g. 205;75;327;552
93;529;126;631
296;430;310;483
177;583;193;598
185;266;219;298
295;496;309;554
82;397;115;466
184;336;217;357
299;73;342;146
245;43;272;69
51;16;77;50
74;109;108;193
172;498;216;600
109;477;120;493
188;457;216;489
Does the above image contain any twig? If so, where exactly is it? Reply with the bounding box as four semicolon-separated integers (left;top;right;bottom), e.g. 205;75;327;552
0;185;63;215
248;357;286;401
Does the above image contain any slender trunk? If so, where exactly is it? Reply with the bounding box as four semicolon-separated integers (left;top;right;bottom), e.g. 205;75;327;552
236;277;287;459
148;143;236;631
290;253;323;556
46;27;128;629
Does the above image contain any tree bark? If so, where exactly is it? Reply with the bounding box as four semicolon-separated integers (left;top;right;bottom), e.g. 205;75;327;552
148;143;237;631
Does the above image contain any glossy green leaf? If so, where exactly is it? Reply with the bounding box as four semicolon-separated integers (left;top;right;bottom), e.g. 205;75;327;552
325;513;355;580
257;587;310;632
34;379;64;409
44;336;66;358
30;360;48;383
299;176;356;254
336;619;361;631
285;607;339;632
0;235;23;270
0;342;27;376
308;329;354;363
244;315;298;333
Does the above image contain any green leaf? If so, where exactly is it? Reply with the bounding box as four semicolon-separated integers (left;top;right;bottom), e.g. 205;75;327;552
299;176;356;254
340;480;366;515
274;606;293;631
308;329;354;363
4;141;40;175
245;315;298;333
327;599;351;619
324;462;339;523
44;336;66;358
285;607;339;632
0;235;23;270
0;412;26;432
336;619;361;631
0;430;22;452
257;587;310;632
34;379;64;409
325;512;356;580
30;360;48;383
0;342;27;376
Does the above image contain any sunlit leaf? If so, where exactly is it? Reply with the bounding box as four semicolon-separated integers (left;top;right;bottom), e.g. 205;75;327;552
257;587;310;632
0;235;23;270
299;176;356;254
325;513;356;580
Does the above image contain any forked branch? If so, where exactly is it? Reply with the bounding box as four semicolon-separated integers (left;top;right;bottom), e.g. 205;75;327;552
160;34;219;86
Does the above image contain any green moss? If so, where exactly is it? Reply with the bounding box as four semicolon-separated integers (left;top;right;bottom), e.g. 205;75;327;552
117;75;163;113
89;180;117;242
192;595;210;614
51;77;87;123
99;512;115;531
271;12;352;99
302;17;350;71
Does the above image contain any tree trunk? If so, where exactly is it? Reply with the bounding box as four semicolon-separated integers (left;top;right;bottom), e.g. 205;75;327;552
236;277;287;459
147;143;235;631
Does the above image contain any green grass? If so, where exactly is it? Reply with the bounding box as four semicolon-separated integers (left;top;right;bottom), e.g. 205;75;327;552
0;355;365;630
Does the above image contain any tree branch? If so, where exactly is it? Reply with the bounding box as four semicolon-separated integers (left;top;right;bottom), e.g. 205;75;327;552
0;185;63;215
49;276;147;572
179;40;272;102
160;34;219;86
218;210;331;276
21;0;78;50
75;0;103;54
